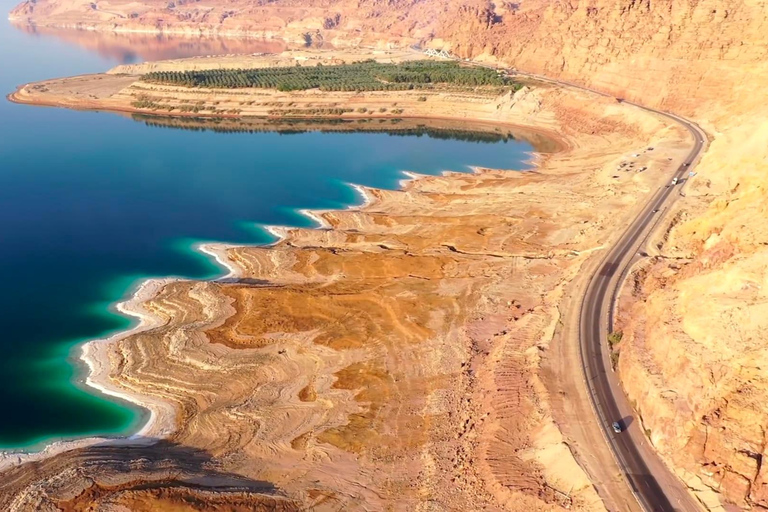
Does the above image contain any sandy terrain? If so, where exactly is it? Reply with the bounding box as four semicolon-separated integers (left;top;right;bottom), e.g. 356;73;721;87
7;0;768;508
0;50;693;510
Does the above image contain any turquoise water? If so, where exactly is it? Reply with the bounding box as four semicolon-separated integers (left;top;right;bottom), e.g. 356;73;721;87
0;11;534;448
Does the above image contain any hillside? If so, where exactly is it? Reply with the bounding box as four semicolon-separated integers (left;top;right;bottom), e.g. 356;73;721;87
8;0;768;508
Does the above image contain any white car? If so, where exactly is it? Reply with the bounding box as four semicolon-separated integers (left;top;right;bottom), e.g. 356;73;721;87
612;422;622;433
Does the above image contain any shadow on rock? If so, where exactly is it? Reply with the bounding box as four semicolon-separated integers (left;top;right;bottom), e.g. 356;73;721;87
0;438;299;510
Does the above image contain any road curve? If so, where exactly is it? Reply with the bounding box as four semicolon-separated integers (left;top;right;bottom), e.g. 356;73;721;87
409;47;707;509
579;107;705;511
518;73;707;510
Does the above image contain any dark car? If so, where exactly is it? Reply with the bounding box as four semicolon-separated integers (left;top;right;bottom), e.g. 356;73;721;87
612;422;622;433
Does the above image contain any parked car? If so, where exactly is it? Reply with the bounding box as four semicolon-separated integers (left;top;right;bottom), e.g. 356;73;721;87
612;422;622;433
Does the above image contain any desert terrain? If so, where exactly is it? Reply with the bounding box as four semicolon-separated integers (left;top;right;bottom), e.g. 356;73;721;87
2;48;697;510
6;0;768;509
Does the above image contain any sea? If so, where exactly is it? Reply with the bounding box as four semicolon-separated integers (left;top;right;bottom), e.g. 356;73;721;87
0;6;534;449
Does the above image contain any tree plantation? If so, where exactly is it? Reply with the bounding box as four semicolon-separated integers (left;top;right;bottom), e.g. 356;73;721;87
140;60;513;91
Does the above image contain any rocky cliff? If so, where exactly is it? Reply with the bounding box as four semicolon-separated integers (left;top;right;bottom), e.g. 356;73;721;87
460;2;768;508
448;2;768;508
464;1;768;508
9;0;768;508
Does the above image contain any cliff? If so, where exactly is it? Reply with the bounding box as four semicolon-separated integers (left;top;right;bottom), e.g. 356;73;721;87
460;2;768;508
8;0;768;508
456;1;768;508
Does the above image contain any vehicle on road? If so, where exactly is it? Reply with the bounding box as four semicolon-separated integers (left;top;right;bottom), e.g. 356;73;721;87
671;177;679;185
612;422;623;434
533;64;705;511
652;209;659;213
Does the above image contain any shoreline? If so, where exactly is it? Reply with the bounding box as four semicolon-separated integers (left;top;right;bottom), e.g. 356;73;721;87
6;86;564;150
1;47;694;507
4;48;570;157
1;44;696;508
0;60;604;470
0;278;176;471
6;18;414;49
0;157;532;468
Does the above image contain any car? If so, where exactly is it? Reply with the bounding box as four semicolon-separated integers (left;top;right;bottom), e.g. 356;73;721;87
683;162;690;166
612;422;622;433
652;209;659;213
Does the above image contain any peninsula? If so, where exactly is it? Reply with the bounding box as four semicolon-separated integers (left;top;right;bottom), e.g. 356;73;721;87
10;49;527;122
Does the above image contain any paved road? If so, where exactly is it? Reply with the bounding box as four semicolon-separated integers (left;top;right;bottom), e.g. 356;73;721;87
411;48;708;509
578;111;705;512
516;73;707;510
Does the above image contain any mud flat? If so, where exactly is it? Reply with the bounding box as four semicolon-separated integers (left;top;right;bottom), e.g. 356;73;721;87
0;51;695;511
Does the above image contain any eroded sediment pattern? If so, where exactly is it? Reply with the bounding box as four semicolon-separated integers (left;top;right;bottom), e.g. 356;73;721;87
0;80;688;510
8;0;768;508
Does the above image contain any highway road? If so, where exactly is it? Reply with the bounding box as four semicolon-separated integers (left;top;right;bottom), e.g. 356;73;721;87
578;107;705;511
409;47;708;509
518;73;707;510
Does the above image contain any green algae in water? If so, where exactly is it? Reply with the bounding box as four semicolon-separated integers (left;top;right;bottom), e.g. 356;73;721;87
0;20;536;449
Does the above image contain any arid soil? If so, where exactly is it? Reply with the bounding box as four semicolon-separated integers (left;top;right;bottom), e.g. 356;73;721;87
9;0;768;507
0;49;693;510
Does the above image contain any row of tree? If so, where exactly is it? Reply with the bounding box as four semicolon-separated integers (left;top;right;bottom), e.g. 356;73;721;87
141;60;509;91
